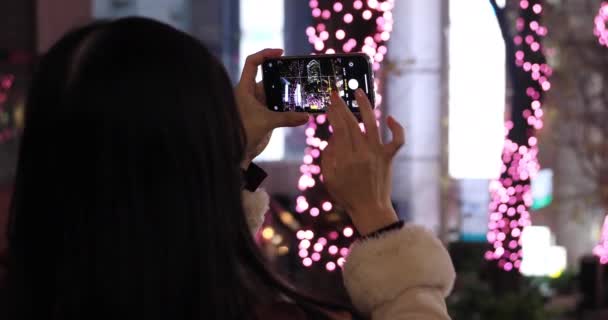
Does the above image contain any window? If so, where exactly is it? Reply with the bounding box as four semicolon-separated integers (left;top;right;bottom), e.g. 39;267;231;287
448;1;506;179
239;0;286;161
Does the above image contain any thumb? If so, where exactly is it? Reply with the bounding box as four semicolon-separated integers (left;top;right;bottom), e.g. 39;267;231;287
384;116;405;158
268;111;310;128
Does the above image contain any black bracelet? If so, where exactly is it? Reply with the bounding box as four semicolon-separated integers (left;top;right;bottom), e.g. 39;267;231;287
361;220;404;240
242;163;268;192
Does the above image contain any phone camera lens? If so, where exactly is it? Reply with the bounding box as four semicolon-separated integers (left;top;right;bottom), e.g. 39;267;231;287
348;61;354;67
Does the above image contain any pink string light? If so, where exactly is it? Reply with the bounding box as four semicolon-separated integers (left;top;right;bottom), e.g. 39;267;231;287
312;252;322;261
0;74;16;145
333;2;344;12
343;227;354;238
303;258;313;267
328;245;338;255
296;0;394;269
594;2;608;47
593;215;608;264
344;13;354;24
486;0;551;272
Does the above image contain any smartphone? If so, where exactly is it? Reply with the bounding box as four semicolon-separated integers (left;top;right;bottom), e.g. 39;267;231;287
262;53;375;113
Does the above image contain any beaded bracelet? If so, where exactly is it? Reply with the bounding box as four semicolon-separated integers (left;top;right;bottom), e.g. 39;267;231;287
361;220;405;240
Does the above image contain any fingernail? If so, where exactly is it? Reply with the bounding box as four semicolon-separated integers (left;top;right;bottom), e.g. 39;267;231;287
355;88;364;97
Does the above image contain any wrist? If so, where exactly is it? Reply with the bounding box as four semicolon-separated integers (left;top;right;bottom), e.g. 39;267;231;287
349;204;399;236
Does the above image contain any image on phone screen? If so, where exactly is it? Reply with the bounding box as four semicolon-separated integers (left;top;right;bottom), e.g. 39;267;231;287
262;54;374;113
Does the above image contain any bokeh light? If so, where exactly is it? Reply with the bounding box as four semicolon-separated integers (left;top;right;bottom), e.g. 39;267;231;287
595;3;608;47
593;216;608;264
343;227;354;238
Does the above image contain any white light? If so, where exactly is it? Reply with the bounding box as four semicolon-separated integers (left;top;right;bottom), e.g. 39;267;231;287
448;0;505;179
521;226;551;254
348;79;359;90
546;246;567;277
240;0;286;161
496;0;506;8
520;226;567;277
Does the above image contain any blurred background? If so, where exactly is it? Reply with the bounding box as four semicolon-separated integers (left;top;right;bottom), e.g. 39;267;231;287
0;0;607;319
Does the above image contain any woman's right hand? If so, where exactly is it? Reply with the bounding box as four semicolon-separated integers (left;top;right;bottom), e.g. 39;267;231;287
321;89;405;236
235;49;309;169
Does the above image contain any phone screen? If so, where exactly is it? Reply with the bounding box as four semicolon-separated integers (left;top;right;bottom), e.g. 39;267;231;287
262;54;374;113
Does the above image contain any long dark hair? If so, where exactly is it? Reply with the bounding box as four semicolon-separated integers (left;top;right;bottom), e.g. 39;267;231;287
6;17;350;319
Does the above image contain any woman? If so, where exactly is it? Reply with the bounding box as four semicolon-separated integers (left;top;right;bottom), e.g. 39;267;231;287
4;17;455;319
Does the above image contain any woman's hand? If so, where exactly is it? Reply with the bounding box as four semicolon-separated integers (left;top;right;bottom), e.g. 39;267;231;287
321;89;405;235
235;49;309;168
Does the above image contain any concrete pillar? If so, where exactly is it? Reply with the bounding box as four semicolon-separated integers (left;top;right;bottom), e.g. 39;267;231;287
386;0;445;233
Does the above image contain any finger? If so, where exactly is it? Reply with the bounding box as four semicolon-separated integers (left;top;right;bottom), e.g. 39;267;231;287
327;92;353;150
331;92;362;140
330;92;364;151
320;139;337;181
267;111;309;128
384;116;405;157
355;88;380;144
240;48;284;91
255;82;266;104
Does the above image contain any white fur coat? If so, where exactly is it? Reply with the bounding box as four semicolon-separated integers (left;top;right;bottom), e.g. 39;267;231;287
242;189;456;320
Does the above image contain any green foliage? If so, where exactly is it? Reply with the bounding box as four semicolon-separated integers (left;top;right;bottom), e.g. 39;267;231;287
546;271;578;295
447;272;555;320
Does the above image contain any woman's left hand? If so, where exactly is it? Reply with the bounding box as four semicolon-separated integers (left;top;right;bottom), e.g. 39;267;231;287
235;49;309;168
